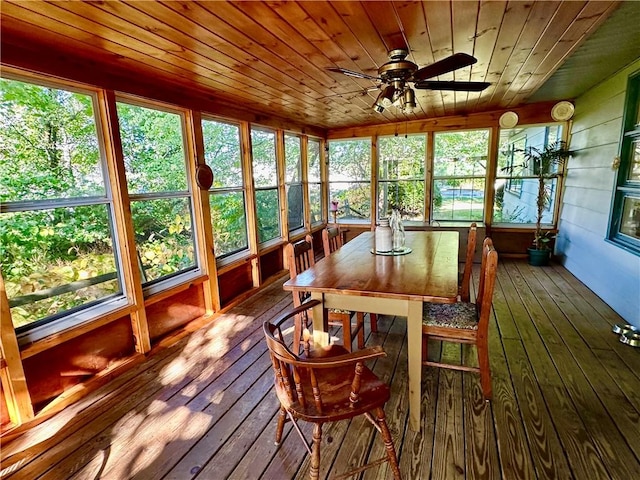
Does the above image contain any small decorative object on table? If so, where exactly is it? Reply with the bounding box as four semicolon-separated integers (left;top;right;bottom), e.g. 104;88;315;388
375;218;393;253
330;200;339;224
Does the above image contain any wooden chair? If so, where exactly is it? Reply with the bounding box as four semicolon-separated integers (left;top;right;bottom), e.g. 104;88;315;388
286;234;365;353
459;222;477;302
422;237;498;399
322;226;378;334
263;301;402;480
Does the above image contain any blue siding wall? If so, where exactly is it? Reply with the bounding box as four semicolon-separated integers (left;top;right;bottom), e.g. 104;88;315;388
558;59;640;326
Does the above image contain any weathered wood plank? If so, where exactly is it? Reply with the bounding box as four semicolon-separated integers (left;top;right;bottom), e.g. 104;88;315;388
501;338;573;479
431;342;465;479
493;265;558;479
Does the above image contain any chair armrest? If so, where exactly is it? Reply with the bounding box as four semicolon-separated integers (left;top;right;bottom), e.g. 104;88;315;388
292;345;386;368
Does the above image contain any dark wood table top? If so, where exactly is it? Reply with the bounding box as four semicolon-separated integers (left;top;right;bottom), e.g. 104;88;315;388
284;230;459;303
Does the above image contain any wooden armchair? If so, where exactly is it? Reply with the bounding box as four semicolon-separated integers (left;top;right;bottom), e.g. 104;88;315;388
263;301;401;480
322;226;378;334
459;222;477;302
286;235;365;353
422;237;498;399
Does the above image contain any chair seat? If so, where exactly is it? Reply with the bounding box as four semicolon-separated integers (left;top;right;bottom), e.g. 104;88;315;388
422;302;478;330
275;358;390;422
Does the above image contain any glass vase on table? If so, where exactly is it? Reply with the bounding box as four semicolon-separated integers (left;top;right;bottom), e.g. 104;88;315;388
390;209;405;252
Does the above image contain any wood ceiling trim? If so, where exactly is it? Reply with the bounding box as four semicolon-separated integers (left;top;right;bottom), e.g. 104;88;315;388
490;0;565;108
422;1;455;117
468;0;507;113
108;1;345;117
1;2;303;120
0;37;326;137
327;100;559;139
163;2;337;98
393;1;432;119
475;0;535;111
451;0;480;112
330;1;391;68
255;1;375;115
0;0;627;131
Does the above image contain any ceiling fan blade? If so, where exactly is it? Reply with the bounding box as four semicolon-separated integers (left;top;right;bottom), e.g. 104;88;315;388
412;53;478;81
327;67;380;81
414;81;491;92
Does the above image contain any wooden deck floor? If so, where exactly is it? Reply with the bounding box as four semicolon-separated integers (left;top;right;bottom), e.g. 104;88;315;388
2;259;639;480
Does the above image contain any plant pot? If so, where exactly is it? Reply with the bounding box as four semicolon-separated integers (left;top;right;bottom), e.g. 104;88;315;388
527;247;550;266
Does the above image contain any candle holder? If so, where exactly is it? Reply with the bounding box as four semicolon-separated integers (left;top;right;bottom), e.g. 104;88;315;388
330;200;339;224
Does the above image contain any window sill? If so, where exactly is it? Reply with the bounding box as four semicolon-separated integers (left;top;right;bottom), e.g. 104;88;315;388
18;296;133;357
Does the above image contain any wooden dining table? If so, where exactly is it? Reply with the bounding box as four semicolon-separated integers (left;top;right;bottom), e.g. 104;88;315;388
283;230;459;431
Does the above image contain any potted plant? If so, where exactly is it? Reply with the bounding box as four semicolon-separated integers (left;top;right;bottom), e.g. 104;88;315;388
520;140;572;265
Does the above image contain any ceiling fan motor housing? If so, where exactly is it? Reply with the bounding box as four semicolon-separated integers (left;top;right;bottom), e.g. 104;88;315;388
378;49;417;82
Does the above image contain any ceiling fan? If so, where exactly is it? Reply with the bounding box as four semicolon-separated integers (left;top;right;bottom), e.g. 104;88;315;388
329;49;490;114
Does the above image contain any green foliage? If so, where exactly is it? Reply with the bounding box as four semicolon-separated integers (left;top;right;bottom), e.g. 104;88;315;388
117;102;187;193
6;253;119;328
255;189;281;242
1;78;103;202
378;135;425;218
210;192;248;256
2;79;197;327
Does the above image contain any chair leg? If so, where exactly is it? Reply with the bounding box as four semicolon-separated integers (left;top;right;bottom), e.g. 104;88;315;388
342;315;353;352
310;423;322;480
374;407;401;480
356;311;365;349
477;336;492;400
370;313;378;333
275;406;287;445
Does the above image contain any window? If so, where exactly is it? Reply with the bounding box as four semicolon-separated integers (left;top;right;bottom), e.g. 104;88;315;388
328;139;371;222
307;138;323;225
0;77;123;335
433;130;489;222
494;125;563;224
378;135;426;221
202;118;248;259
285;133;304;233
251;127;281;243
609;71;640;253
116;101;197;287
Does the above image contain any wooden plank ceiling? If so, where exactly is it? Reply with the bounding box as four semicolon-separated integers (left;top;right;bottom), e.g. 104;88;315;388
0;1;622;130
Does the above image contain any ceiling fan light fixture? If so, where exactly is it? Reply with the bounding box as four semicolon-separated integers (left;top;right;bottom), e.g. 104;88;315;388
403;88;416;113
374;85;396;112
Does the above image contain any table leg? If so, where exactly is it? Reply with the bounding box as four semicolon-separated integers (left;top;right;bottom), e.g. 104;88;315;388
407;299;423;431
310;292;329;349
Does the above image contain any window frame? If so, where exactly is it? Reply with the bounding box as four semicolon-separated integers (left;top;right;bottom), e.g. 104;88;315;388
0;74;127;343
327;137;373;225
493;124;565;226
115;95;202;296
307;137;324;227
432;129;490;223
250;126;282;247
608;70;640;255
377;134;427;222
284;132;305;235
201;116;250;264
